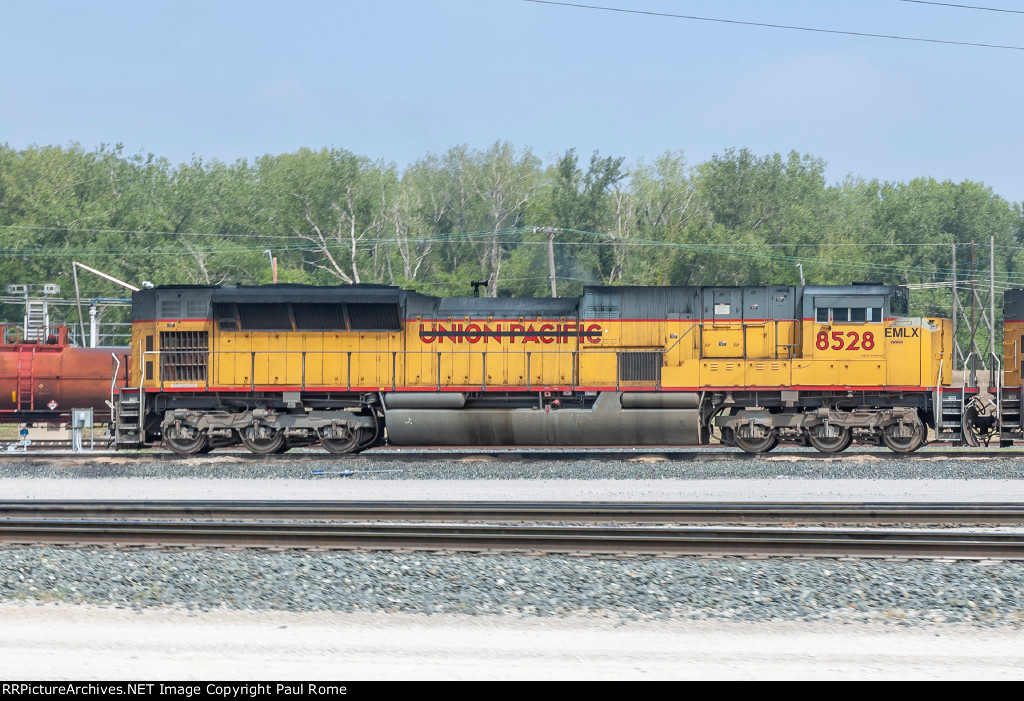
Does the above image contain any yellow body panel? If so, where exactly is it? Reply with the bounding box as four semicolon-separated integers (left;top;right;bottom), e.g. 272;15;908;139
1005;320;1024;388
132;313;952;393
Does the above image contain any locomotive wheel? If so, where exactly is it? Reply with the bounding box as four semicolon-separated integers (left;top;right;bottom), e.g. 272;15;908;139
320;428;361;455
321;423;370;456
733;432;778;454
164;434;208;455
881;419;925;453
807;425;853;454
240;426;286;454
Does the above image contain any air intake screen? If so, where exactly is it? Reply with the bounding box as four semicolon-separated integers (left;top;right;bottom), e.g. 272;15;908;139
159;300;182;318
618;352;662;383
185;298;208;318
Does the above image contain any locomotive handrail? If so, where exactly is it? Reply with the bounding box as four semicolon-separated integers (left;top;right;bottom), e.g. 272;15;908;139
963;352;975;390
137;341;962;395
663;322;698;354
934;356;944;435
141;347;677;393
990;352;1002;437
109;353;121;412
961;350;973;437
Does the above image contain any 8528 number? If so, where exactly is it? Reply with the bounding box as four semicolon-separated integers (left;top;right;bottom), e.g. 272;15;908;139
816;330;874;351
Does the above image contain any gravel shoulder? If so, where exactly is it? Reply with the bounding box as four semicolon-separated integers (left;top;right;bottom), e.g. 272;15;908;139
2;602;1023;680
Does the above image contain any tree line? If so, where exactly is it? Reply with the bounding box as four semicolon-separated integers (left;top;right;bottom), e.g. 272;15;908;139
0;141;1021;325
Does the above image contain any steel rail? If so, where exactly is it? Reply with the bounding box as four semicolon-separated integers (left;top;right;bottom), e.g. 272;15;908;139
0;448;1021;461
1;519;1023;558
6;500;1024;524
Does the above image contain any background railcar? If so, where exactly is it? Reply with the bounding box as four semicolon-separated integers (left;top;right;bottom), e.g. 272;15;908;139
112;282;954;455
0;325;129;424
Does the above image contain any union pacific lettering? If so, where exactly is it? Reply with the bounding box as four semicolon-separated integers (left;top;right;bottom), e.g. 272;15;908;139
419;322;603;344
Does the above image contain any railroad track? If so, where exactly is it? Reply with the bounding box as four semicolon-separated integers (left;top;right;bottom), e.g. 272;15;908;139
4;501;1024;558
7;500;1024;524
0;447;1019;461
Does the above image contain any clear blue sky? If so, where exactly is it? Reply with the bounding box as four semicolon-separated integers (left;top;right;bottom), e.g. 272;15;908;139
2;0;1022;201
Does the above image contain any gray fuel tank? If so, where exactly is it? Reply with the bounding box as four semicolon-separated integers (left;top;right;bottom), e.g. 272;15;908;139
383;392;702;446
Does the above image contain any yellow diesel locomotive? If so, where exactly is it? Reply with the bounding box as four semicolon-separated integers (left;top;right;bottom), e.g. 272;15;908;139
111;282;958;455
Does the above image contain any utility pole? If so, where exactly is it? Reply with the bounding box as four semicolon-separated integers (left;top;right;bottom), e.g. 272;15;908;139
264;250;278;284
534;227;562;298
952;243;957;369
991;236;996;359
971;241;977;363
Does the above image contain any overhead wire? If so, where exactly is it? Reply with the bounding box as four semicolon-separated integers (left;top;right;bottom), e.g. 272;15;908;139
516;0;1024;51
897;1;1024;15
3;225;1021;287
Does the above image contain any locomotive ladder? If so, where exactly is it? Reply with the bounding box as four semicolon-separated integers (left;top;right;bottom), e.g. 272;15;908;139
1000;386;1022;440
16;346;35;412
113;387;143;447
937;391;964;444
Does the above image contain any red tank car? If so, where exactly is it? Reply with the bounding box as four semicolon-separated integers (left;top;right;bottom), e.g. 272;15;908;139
0;325;130;423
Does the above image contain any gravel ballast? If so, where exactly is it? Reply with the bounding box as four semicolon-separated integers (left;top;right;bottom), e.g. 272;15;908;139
2;547;1023;627
1;452;1024;480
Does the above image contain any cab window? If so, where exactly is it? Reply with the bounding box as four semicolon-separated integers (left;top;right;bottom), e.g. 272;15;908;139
890;291;909;316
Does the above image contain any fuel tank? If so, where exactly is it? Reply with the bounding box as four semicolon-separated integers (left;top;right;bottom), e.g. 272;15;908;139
383;391;702;446
0;336;130;421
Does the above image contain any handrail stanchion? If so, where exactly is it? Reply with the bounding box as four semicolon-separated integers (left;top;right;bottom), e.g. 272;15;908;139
962;351;974;434
109;353;121;415
991;352;1003;438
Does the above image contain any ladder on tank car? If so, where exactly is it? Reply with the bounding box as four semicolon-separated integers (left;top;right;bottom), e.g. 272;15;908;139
16;345;34;412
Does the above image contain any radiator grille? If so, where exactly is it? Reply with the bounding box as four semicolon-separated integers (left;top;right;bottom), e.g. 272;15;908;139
618;351;662;383
238;303;291;330
159;331;209;383
347;303;401;331
293;303;346;331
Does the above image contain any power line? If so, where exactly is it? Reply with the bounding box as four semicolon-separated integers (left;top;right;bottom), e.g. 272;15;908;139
517;0;1024;50
0;224;294;239
3;222;1018;250
3;225;1021;286
897;0;1024;15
